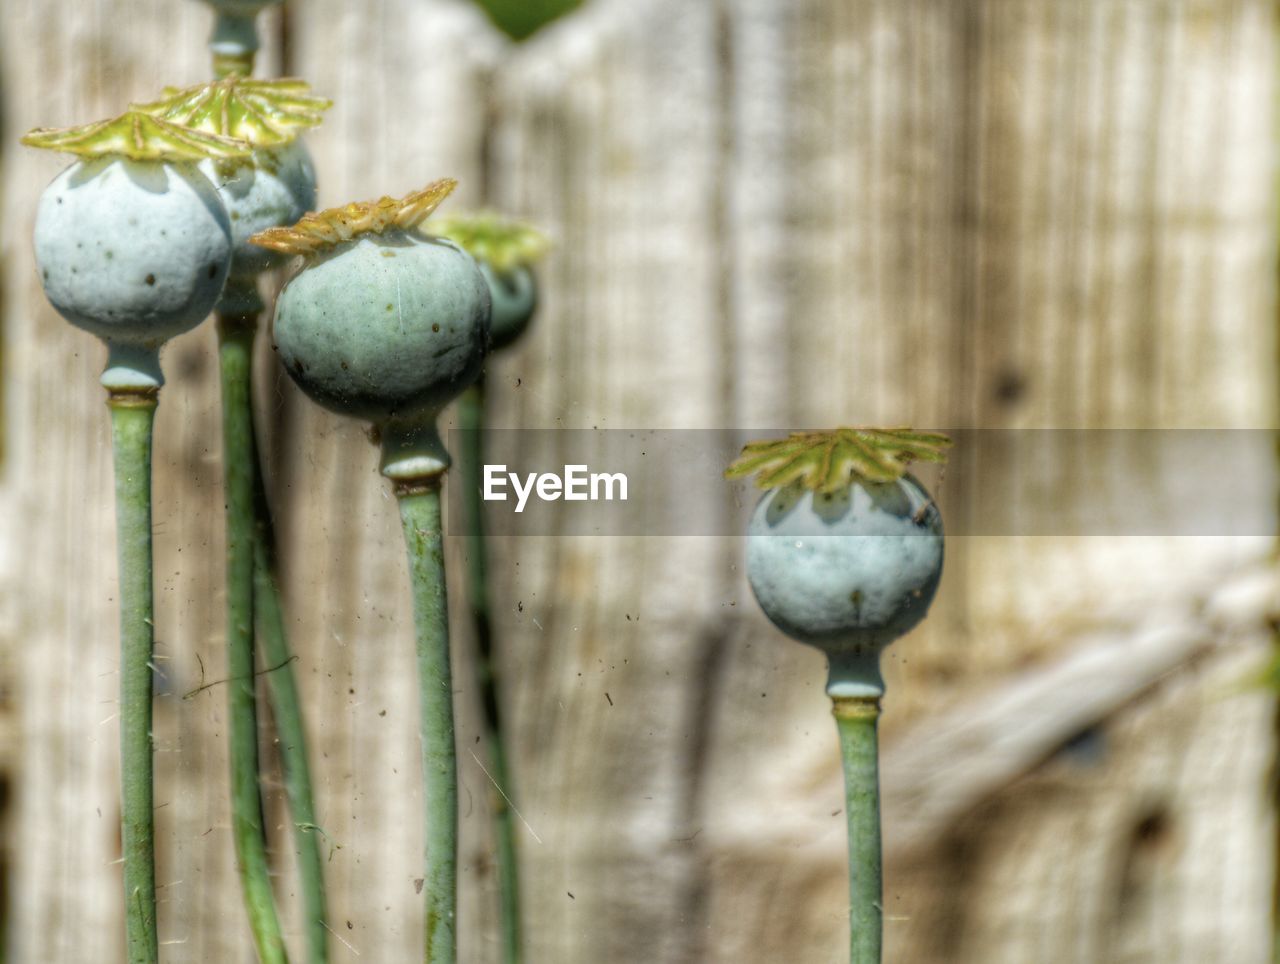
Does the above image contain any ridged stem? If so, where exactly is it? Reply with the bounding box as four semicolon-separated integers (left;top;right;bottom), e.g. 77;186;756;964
458;380;522;964
219;314;289;964
397;482;458;964
834;696;882;964
109;392;159;964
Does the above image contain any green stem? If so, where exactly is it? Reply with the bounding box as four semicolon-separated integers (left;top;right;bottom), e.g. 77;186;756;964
219;314;289;964
459;384;491;632
834;697;882;964
458;380;522;964
210;10;259;78
397;483;458;964
109;394;159;964
253;409;329;964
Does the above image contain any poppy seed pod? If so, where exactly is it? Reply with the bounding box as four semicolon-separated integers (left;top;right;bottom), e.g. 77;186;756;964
728;429;951;697
136;78;331;307
139;77;335;964
252;180;491;480
432;212;549;352
480;262;537;350
746;475;944;696
25;108;252;962
208;140;317;280
25;111;248;389
273;233;489;419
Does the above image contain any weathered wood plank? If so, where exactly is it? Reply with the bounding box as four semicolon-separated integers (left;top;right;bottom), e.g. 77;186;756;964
895;641;1274;963
486;2;740;959
2;0;1277;961
484;0;1277;961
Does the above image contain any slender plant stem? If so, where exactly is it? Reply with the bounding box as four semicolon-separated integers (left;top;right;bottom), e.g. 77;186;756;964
834;696;882;964
210;10;258;79
458;383;491;626
219;314;289;964
252;406;329;964
458;379;522;964
398;483;459;964
206;5;326;943
110;393;160;964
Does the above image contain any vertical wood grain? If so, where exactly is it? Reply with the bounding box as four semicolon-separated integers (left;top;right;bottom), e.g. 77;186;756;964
2;0;1277;961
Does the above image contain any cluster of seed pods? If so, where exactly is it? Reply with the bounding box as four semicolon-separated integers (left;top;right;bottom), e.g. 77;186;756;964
254;189;548;964
23;0;549;961
27;1;949;962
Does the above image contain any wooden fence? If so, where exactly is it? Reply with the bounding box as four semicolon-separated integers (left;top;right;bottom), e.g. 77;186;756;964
1;0;1277;960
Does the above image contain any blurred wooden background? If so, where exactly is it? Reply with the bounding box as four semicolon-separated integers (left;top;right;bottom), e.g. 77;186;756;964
2;0;1279;961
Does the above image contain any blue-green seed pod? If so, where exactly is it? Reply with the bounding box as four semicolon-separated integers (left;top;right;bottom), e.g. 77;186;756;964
431;212;548;353
205;141;316;284
481;262;538;350
728;428;952;697
24;111;248;389
35;158;232;346
134;77;331;291
273;232;489;421
254;180;492;481
746;475;943;696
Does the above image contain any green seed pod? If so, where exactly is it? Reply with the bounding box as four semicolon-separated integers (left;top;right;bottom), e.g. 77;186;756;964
273;235;488;419
25;111;249;389
209;139;317;283
480;262;537;350
728;429;951;697
253;181;491;479
746;475;944;695
136;78;331;309
431;212;549;351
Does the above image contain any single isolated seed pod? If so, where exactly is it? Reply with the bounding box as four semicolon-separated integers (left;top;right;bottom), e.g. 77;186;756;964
727;427;950;694
727;427;950;964
25;110;248;389
431;211;549;351
136;77;331;311
251;179;491;479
